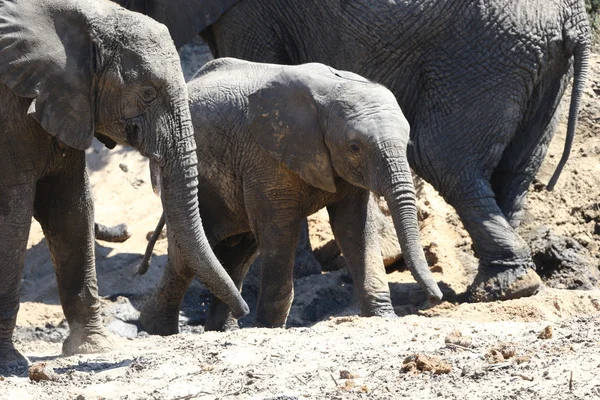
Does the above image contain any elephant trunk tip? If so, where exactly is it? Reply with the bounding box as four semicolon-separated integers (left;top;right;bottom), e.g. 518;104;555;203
95;223;132;243
231;301;250;319
417;274;443;303
427;288;443;304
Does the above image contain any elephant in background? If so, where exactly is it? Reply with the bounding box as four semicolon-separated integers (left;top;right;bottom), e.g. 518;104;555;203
137;58;442;334
115;0;591;302
0;0;248;373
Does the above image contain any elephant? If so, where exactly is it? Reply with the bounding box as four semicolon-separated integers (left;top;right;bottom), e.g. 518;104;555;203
0;0;248;373
114;0;591;302
135;58;443;334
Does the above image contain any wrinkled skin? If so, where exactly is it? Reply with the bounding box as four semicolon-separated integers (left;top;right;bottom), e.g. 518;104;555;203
139;59;442;333
95;222;132;243
117;0;591;302
0;0;247;374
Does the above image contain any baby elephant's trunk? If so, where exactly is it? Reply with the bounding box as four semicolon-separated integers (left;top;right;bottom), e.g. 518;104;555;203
379;152;443;302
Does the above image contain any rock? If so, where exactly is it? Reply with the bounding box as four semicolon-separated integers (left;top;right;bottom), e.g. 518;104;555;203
538;325;553;340
339;370;358;379
529;228;600;290
118;163;129;173
106;318;138;338
28;362;57;382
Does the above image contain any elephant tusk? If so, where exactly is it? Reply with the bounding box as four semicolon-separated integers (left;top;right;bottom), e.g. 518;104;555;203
149;158;162;196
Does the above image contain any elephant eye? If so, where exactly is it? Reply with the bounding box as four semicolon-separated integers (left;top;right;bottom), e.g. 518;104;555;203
140;86;157;103
349;141;361;155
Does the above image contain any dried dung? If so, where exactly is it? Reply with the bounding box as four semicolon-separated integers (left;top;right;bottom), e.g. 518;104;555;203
445;330;473;348
486;343;517;363
401;353;452;374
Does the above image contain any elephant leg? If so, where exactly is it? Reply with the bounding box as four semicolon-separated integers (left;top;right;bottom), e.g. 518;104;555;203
204;234;258;332
252;215;303;328
252;219;321;282
492;141;550;230
492;75;568;228
409;98;542;303
33;153;112;356
327;190;395;317
139;250;195;336
292;219;322;278
0;180;36;374
444;178;541;302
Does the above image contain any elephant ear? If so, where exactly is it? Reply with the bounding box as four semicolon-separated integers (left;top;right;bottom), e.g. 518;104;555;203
132;0;242;49
248;74;337;193
0;0;95;150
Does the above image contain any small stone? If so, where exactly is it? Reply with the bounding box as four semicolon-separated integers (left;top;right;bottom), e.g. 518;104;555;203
538;326;553;340
119;163;129;173
28;362;56;382
340;380;355;390
339;370;357;379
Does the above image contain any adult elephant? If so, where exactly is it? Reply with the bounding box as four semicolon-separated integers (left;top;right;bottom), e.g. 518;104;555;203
0;0;247;373
116;0;591;302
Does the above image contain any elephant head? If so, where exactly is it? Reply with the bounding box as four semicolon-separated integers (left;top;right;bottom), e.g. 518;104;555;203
0;0;249;318
248;64;442;302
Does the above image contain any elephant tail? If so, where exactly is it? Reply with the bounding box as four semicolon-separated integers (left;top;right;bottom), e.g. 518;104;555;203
547;31;591;190
135;212;166;275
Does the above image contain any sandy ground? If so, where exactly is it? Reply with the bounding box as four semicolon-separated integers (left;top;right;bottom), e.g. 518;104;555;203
1;40;600;399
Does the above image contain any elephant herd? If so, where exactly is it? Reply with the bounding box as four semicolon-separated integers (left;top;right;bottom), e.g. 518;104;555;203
0;0;591;373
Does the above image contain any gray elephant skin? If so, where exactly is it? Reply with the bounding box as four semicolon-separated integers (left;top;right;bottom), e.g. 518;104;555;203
0;0;248;373
138;58;443;334
115;0;591;302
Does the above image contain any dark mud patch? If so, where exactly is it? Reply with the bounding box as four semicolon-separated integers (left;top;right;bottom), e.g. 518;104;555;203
529;228;600;290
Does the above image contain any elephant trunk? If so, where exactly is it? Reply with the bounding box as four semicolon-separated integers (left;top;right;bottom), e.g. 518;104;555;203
377;152;443;302
158;112;249;318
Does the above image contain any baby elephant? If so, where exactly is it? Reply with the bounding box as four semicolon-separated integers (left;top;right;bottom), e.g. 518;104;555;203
141;58;442;334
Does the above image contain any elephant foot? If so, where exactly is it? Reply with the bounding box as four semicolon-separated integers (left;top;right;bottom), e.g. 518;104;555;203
253;320;286;329
360;301;397;318
62;328;114;356
468;261;542;303
204;315;240;332
139;301;179;336
0;344;30;375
